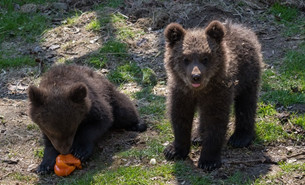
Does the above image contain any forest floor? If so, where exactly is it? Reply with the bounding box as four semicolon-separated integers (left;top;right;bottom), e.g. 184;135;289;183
0;0;304;184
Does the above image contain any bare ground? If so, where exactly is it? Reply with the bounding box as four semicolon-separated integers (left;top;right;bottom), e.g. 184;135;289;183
0;0;305;184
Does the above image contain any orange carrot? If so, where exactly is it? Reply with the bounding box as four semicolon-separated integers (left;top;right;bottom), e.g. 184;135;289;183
54;154;82;176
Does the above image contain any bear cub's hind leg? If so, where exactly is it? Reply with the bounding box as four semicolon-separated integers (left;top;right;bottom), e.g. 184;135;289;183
111;91;147;132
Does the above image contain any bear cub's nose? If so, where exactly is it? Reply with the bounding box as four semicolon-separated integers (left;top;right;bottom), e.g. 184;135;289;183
192;74;201;82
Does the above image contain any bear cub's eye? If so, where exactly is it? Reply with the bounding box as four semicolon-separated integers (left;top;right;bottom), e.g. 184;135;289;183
201;57;209;65
183;58;190;64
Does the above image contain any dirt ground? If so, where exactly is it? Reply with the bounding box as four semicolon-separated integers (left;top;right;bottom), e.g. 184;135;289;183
0;0;305;184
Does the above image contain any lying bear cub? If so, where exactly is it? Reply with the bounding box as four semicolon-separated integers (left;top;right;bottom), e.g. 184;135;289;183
28;64;146;174
163;20;263;171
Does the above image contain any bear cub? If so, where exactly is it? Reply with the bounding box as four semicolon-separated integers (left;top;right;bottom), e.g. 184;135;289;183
28;64;146;174
163;20;263;171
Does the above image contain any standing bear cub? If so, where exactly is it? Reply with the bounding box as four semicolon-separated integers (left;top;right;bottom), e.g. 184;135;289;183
28;64;146;174
163;20;263;171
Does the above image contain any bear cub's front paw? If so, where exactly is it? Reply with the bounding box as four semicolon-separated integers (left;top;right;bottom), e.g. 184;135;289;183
37;162;55;174
71;144;93;161
198;159;221;171
163;143;188;160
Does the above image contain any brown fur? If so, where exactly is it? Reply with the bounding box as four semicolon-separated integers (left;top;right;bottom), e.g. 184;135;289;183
163;21;263;171
28;64;146;174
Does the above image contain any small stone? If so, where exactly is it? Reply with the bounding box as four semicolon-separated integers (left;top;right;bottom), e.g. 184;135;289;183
90;37;100;44
33;46;42;53
52;3;68;10
101;69;109;74
286;146;293;152
49;45;60;50
20;4;37;13
162;141;169;146
287;158;297;163
14;4;21;11
150;158;157;165
27;164;37;172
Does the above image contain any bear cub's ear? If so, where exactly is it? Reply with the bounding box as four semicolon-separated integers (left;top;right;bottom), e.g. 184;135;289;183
164;23;186;46
205;20;226;43
28;85;45;106
69;83;87;103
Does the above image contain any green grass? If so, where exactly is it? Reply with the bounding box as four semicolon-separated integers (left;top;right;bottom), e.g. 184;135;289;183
254;102;305;143
291;114;305;129
85;40;128;68
26;123;39;131
270;3;298;22
255;103;286;142
100;40;128;55
282;43;305;87
139;102;166;119
107;62;142;84
10;172;36;182
279;161;305;172
253;161;305;184
0;55;36;69
257;103;277;117
255;119;288;143
261;43;305;106
0;0;55;11
65;14;80;26
95;0;124;9
108;13;144;40
255;102;303;143
134;87;166;119
34;147;44;159
142;67;158;86
118;138;165;159
173;161;212;185
223;171;252;185
59;164;173;185
86;19;101;31
86;56;106;68
270;3;305;36
0;0;53;42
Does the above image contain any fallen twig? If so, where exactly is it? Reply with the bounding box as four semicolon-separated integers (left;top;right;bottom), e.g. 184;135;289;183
227;151;305;166
285;36;305;41
262;36;276;40
1;159;19;164
287;151;305;159
227;158;277;165
0;172;12;180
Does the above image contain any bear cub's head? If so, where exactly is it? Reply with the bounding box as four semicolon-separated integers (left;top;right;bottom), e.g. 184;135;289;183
28;83;91;154
164;21;226;90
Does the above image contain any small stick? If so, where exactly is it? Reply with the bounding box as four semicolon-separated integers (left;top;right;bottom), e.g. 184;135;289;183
1;159;19;164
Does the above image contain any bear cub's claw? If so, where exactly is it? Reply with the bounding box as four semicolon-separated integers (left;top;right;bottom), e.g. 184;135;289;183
71;144;93;161
37;163;54;174
198;159;222;171
228;131;254;148
163;143;188;160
